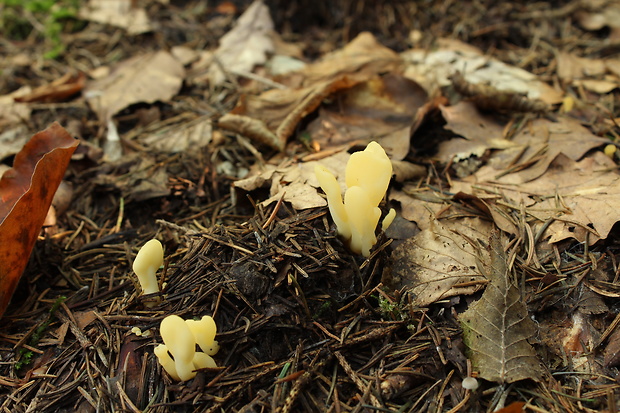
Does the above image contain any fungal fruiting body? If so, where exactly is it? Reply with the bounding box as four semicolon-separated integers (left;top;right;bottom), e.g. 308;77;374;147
462;377;479;391
133;239;164;297
155;314;219;381
314;141;395;257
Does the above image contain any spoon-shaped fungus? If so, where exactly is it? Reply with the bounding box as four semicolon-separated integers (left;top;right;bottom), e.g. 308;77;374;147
133;239;164;296
155;314;220;381
158;315;197;381
186;315;220;356
315;141;395;257
154;344;179;380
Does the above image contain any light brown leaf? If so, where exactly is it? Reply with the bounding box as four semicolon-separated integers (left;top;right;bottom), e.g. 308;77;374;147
208;0;274;85
85;51;184;120
140;116;212;153
388;217;490;307
556;52;620;93
452;151;620;245
556;52;607;81
0;86;31;131
459;233;543;383
436;102;513;164
220;32;402;150
219;77;359;151
575;3;620;35
482;116;606;183
234;152;351;210
78;0;152;34
283;31;402;88
307;74;427;160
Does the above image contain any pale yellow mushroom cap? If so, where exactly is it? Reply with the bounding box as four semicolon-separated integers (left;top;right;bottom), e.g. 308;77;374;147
186;316;219;356
133;239;164;295
160;315;196;381
315;141;395;257
345;141;392;207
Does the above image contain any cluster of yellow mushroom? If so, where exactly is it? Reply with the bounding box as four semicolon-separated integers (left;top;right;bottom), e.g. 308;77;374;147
315;141;395;257
132;240;220;381
154;314;219;381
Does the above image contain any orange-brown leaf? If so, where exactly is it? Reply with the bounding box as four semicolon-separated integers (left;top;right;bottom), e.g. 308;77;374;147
14;72;86;103
0;123;78;318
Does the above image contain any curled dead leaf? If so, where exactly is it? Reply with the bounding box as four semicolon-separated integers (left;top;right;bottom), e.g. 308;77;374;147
0;123;78;318
14;72;86;104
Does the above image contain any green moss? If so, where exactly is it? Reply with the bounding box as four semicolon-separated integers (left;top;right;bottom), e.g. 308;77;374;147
15;296;66;372
0;0;84;59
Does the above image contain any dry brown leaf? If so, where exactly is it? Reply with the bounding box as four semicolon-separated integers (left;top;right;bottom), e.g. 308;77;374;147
235;143;420;211
85;51;184;120
459;233;543;383
556;52;620;93
234;152;351;210
282;31;402;88
391;160;426;182
14;72;86;103
0;87;31;131
577;78;619;94
307;74;427;160
0;126;30;163
436;102;513;164
389;188;447;231
604;328;620;367
92;154;169;202
220;32;402;150
388;217;490;307
518;152;620;244
557;52;607;80
487;116;607;183
140;116;212;153
452;151;620;245
219;77;358;150
208;0;274;85
78;0;152;34
575;2;620;38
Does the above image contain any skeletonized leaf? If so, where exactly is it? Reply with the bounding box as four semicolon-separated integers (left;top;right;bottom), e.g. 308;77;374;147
389;218;490;307
459;232;543;383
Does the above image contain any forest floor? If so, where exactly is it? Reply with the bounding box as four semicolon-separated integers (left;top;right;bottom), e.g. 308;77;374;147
1;1;620;412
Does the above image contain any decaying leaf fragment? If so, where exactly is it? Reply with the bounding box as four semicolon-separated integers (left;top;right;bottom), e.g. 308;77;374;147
459;233;543;383
219;32;403;151
388;218;489;307
84;51;185;121
207;0;274;85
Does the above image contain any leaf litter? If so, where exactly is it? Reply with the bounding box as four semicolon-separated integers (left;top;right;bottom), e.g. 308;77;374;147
2;1;620;412
459;232;544;384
